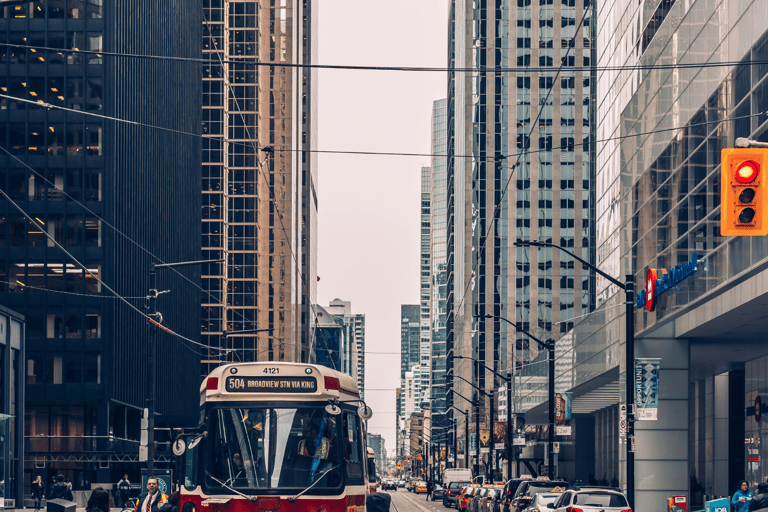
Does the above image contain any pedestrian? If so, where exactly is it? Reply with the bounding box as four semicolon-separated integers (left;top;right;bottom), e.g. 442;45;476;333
51;475;74;502
159;492;180;512
117;475;132;508
733;480;754;512
31;475;45;511
86;487;111;512
133;477;168;512
426;479;433;500
751;482;768;512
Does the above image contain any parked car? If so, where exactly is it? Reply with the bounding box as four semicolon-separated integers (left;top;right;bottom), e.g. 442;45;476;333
503;478;532;512
433;485;444;501
444;481;465;508
481;487;504;512
459;486;481;512
510;480;569;512
527;493;561;512
469;487;490;512
551;488;630;512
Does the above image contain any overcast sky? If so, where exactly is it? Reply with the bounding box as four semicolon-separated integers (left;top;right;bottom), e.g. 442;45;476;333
317;1;449;455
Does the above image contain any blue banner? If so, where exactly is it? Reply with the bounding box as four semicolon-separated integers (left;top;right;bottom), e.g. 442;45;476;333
635;358;660;420
705;496;729;512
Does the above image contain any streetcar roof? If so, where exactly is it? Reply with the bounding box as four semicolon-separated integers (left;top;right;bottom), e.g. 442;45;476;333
200;362;361;403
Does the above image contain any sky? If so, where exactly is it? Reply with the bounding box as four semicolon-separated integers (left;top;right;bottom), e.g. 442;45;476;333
316;1;449;456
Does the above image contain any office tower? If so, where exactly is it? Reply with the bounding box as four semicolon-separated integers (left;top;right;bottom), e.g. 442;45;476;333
446;0;595;471
430;99;448;423
326;298;365;397
420;165;431;400
200;0;317;370
400;304;420;423
0;0;202;483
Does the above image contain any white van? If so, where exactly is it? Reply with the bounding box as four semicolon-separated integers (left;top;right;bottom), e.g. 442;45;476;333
443;468;473;486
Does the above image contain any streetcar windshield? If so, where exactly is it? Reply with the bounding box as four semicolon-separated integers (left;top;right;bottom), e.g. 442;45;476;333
204;406;349;491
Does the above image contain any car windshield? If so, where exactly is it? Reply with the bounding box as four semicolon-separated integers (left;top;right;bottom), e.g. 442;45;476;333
534;494;560;505
205;406;348;491
574;492;628;507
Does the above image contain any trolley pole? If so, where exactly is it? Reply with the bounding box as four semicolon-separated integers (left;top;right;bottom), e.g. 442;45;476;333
506;372;513;480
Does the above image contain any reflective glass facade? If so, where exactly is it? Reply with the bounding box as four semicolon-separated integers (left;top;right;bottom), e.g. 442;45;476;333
0;0;202;485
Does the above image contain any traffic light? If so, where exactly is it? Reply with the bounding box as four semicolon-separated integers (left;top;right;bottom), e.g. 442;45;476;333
721;148;768;235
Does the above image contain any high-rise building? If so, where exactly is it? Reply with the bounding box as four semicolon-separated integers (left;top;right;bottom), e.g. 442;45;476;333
200;0;317;371
0;0;203;484
430;99;449;424
446;0;595;473
326;298;365;397
420;166;432;402
400;304;421;425
367;432;386;475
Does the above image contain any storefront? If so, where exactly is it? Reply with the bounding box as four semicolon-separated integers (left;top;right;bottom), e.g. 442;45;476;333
0;305;25;510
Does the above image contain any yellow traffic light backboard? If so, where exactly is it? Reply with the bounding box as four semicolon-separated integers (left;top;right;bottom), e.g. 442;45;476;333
721;148;768;235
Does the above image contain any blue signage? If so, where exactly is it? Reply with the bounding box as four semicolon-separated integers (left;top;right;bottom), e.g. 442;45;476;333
705;496;729;512
636;253;698;309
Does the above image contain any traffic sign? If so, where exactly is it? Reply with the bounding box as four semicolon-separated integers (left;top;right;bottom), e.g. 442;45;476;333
553;442;560;453
619;419;627;437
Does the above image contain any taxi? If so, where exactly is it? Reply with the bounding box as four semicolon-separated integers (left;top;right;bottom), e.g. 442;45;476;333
416;481;428;494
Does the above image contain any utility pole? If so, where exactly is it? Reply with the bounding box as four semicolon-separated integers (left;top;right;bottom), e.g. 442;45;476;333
146;258;223;476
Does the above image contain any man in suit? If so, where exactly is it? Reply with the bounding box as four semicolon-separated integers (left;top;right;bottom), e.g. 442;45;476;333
133;477;167;512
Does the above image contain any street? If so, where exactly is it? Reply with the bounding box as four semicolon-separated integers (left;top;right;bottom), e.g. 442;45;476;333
383;488;449;512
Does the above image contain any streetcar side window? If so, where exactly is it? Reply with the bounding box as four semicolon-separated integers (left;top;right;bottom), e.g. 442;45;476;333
343;412;364;484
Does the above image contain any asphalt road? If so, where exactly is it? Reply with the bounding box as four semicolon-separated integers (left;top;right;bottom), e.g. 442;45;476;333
384;488;453;512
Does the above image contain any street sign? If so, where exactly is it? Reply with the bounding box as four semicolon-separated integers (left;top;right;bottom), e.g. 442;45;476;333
629;435;636;452
619;404;627;421
619;419;627;437
553;442;560;453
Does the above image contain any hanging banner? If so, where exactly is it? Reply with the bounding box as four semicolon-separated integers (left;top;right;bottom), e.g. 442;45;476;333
494;421;506;450
469;433;477;455
480;429;490;453
555;392;572;435
635;358;661;420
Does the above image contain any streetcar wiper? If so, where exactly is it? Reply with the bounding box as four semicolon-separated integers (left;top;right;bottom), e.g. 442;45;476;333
205;471;255;501
287;464;341;503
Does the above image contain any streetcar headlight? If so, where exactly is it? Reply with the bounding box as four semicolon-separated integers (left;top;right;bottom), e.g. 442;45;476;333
182;502;196;512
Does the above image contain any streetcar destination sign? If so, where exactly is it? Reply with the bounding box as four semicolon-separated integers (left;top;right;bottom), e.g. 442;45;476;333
225;376;318;393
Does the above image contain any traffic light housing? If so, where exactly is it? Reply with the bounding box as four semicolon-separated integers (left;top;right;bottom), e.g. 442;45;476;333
721;148;768;235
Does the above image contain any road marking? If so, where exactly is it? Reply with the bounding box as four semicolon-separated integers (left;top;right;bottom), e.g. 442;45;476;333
397;490;437;512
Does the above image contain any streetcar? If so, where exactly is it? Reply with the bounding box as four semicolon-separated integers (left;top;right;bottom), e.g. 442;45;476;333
173;362;375;512
366;447;377;494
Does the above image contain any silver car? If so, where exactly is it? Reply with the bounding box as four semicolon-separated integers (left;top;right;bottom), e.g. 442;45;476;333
552;489;630;512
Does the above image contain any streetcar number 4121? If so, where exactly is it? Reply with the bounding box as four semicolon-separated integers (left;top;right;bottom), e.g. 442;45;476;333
263;367;279;374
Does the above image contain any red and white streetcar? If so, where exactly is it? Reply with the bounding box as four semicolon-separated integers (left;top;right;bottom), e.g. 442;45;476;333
174;362;375;512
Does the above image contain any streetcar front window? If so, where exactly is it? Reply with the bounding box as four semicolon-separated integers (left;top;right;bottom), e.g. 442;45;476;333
205;406;343;491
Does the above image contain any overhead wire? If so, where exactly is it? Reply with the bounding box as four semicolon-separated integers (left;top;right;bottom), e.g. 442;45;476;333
0;40;765;74
0;177;211;357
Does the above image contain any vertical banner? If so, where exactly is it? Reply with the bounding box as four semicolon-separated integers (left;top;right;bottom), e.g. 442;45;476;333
480;429;490;453
494;421;506;450
635;358;661;420
555;392;572;435
469;433;477;455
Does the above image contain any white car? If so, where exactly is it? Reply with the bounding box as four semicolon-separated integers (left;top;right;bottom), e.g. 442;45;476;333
552;488;631;512
527;493;561;512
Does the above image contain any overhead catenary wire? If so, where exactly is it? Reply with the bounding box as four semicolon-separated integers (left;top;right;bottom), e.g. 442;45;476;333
0;40;766;75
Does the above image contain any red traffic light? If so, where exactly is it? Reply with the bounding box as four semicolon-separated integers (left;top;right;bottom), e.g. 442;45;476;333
736;160;759;183
721;148;768;236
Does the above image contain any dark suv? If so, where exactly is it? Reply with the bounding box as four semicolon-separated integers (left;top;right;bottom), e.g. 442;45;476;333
502;479;531;512
444;481;465;508
510;480;569;512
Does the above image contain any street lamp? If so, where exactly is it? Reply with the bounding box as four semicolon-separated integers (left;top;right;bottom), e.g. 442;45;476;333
449;405;470;470
479;313;555;479
516;239;635;506
440;379;491;478
453;354;514;482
